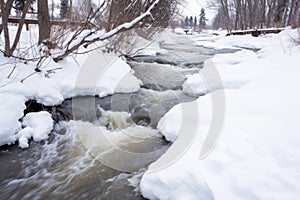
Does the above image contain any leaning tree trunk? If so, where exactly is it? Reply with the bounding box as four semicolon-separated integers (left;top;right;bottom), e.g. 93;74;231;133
38;0;51;44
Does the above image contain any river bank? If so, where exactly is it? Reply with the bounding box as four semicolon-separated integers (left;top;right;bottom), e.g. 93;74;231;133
1;28;300;199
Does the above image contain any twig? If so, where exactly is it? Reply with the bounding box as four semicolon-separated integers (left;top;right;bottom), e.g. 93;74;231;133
56;107;72;121
0;62;12;67
72;44;106;55
21;71;37;83
0;78;16;88
7;63;17;78
0;48;55;62
46;67;63;74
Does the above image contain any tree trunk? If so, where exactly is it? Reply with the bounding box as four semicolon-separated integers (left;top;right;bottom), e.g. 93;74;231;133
260;0;266;28
246;0;253;28
67;0;72;20
0;0;13;35
1;0;30;56
38;0;51;44
266;0;275;27
235;0;241;29
287;0;295;26
220;0;231;32
8;0;31;56
0;0;11;55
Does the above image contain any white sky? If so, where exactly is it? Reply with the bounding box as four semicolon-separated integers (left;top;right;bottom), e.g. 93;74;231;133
51;0;217;23
181;0;216;21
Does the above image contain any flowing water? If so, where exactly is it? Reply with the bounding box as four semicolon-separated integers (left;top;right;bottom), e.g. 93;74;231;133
0;119;169;200
0;32;240;199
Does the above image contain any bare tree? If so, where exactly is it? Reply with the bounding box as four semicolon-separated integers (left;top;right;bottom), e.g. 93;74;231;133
53;0;162;62
0;0;13;35
37;0;51;44
212;0;300;31
0;0;31;57
0;0;182;62
60;0;68;19
220;0;232;31
199;8;207;30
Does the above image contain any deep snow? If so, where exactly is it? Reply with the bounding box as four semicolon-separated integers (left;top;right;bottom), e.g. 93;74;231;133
1;25;300;200
18;111;53;148
140;28;300;199
0;27;142;147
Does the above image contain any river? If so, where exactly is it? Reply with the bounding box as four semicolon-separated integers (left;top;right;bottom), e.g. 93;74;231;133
0;31;240;199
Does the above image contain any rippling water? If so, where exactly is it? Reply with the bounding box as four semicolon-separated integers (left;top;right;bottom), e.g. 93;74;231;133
0;32;239;199
0;117;169;199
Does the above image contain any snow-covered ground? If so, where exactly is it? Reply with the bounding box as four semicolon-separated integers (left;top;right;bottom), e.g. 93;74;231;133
1;25;300;199
0;27;142;147
140;29;300;199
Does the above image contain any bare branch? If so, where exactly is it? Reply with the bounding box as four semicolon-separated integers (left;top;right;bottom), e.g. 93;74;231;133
53;0;161;62
9;0;32;56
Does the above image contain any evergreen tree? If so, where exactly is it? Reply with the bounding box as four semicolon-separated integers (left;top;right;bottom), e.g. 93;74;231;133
14;0;25;10
199;8;206;30
14;0;35;11
60;0;68;19
189;16;193;28
185;16;189;27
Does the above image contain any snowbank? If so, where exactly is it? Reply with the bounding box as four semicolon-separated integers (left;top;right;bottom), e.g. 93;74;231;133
52;52;142;98
183;73;208;96
0;94;26;146
141;29;300;199
157;104;182;142
17;111;53;148
140;160;214;200
0;29;142;146
183;50;258;96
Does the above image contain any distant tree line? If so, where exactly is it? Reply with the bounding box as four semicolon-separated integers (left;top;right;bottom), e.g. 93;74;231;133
182;8;207;31
211;0;300;31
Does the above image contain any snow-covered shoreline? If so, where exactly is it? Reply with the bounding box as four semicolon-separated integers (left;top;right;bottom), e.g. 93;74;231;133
1;27;300;199
140;28;300;199
0;49;142;147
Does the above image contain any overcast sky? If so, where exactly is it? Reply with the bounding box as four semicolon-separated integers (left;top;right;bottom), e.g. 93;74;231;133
181;0;216;21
